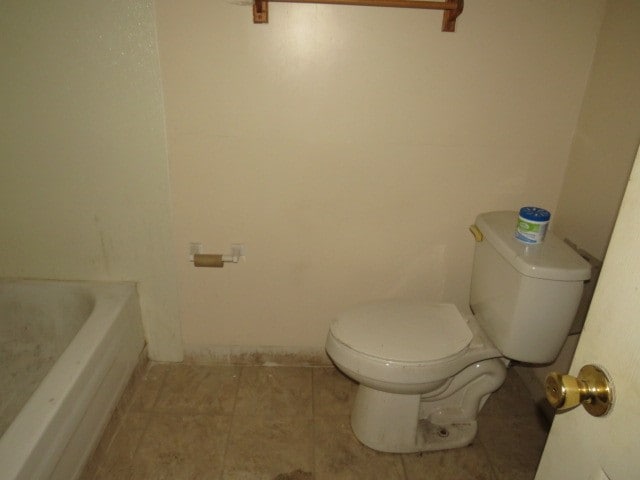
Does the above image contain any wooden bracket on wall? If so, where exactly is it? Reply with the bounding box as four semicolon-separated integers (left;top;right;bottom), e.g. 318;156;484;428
253;0;464;32
253;0;268;23
441;0;463;32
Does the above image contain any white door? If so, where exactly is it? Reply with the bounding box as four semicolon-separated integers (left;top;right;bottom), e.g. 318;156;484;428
535;147;640;480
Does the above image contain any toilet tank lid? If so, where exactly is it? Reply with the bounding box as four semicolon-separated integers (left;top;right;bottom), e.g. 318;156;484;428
476;211;591;281
330;301;472;363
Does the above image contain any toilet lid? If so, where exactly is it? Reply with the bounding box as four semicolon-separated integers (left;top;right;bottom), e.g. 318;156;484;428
330;301;473;363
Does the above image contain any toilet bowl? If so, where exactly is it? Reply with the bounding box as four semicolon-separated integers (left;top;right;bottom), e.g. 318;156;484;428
326;300;507;453
325;211;592;454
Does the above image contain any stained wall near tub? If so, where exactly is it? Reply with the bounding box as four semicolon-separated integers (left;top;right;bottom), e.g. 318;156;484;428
0;1;182;361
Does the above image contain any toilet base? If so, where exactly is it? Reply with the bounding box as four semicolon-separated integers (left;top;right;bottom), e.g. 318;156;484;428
350;386;477;453
350;358;507;453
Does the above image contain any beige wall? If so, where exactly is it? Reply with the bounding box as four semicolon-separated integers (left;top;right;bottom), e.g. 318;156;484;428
0;1;182;361
525;0;640;401
553;0;640;260
155;0;605;358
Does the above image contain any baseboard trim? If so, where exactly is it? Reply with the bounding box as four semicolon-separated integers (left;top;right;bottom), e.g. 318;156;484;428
183;345;332;367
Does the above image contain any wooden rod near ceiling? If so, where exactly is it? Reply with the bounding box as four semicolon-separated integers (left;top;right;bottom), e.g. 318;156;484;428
253;0;464;31
267;0;458;10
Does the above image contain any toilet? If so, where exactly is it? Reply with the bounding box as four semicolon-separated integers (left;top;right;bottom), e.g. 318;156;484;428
325;211;591;453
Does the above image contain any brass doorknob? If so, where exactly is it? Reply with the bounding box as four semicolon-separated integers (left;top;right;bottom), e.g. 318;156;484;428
545;364;613;417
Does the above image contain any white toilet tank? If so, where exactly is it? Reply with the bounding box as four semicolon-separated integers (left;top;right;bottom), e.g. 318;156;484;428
470;211;591;363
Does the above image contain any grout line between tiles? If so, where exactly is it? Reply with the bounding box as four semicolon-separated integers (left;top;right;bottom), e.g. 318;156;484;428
120;364;166;469
127;411;155;467
231;365;243;416
217;365;244;479
93;362;160;464
310;367;317;479
475;434;501;480
144;362;170;412
90;464;103;480
400;453;410;480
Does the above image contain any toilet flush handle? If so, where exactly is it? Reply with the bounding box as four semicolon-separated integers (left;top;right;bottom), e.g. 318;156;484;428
469;225;484;242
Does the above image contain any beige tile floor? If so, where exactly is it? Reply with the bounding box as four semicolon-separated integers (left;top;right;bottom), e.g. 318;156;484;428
81;363;549;480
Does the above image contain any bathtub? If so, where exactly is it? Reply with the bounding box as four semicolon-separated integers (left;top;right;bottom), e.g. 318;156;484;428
0;279;145;480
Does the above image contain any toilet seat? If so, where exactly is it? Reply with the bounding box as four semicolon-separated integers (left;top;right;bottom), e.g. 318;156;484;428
326;301;502;394
330;301;472;363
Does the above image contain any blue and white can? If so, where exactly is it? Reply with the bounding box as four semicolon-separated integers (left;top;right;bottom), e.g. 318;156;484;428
515;207;551;244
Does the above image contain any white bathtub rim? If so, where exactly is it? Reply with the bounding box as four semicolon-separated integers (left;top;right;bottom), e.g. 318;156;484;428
0;280;139;480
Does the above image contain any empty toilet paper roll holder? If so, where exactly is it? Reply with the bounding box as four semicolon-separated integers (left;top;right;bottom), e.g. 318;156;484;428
189;243;245;268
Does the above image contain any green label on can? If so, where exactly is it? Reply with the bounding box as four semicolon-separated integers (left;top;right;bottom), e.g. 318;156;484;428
516;217;548;244
518;220;541;233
